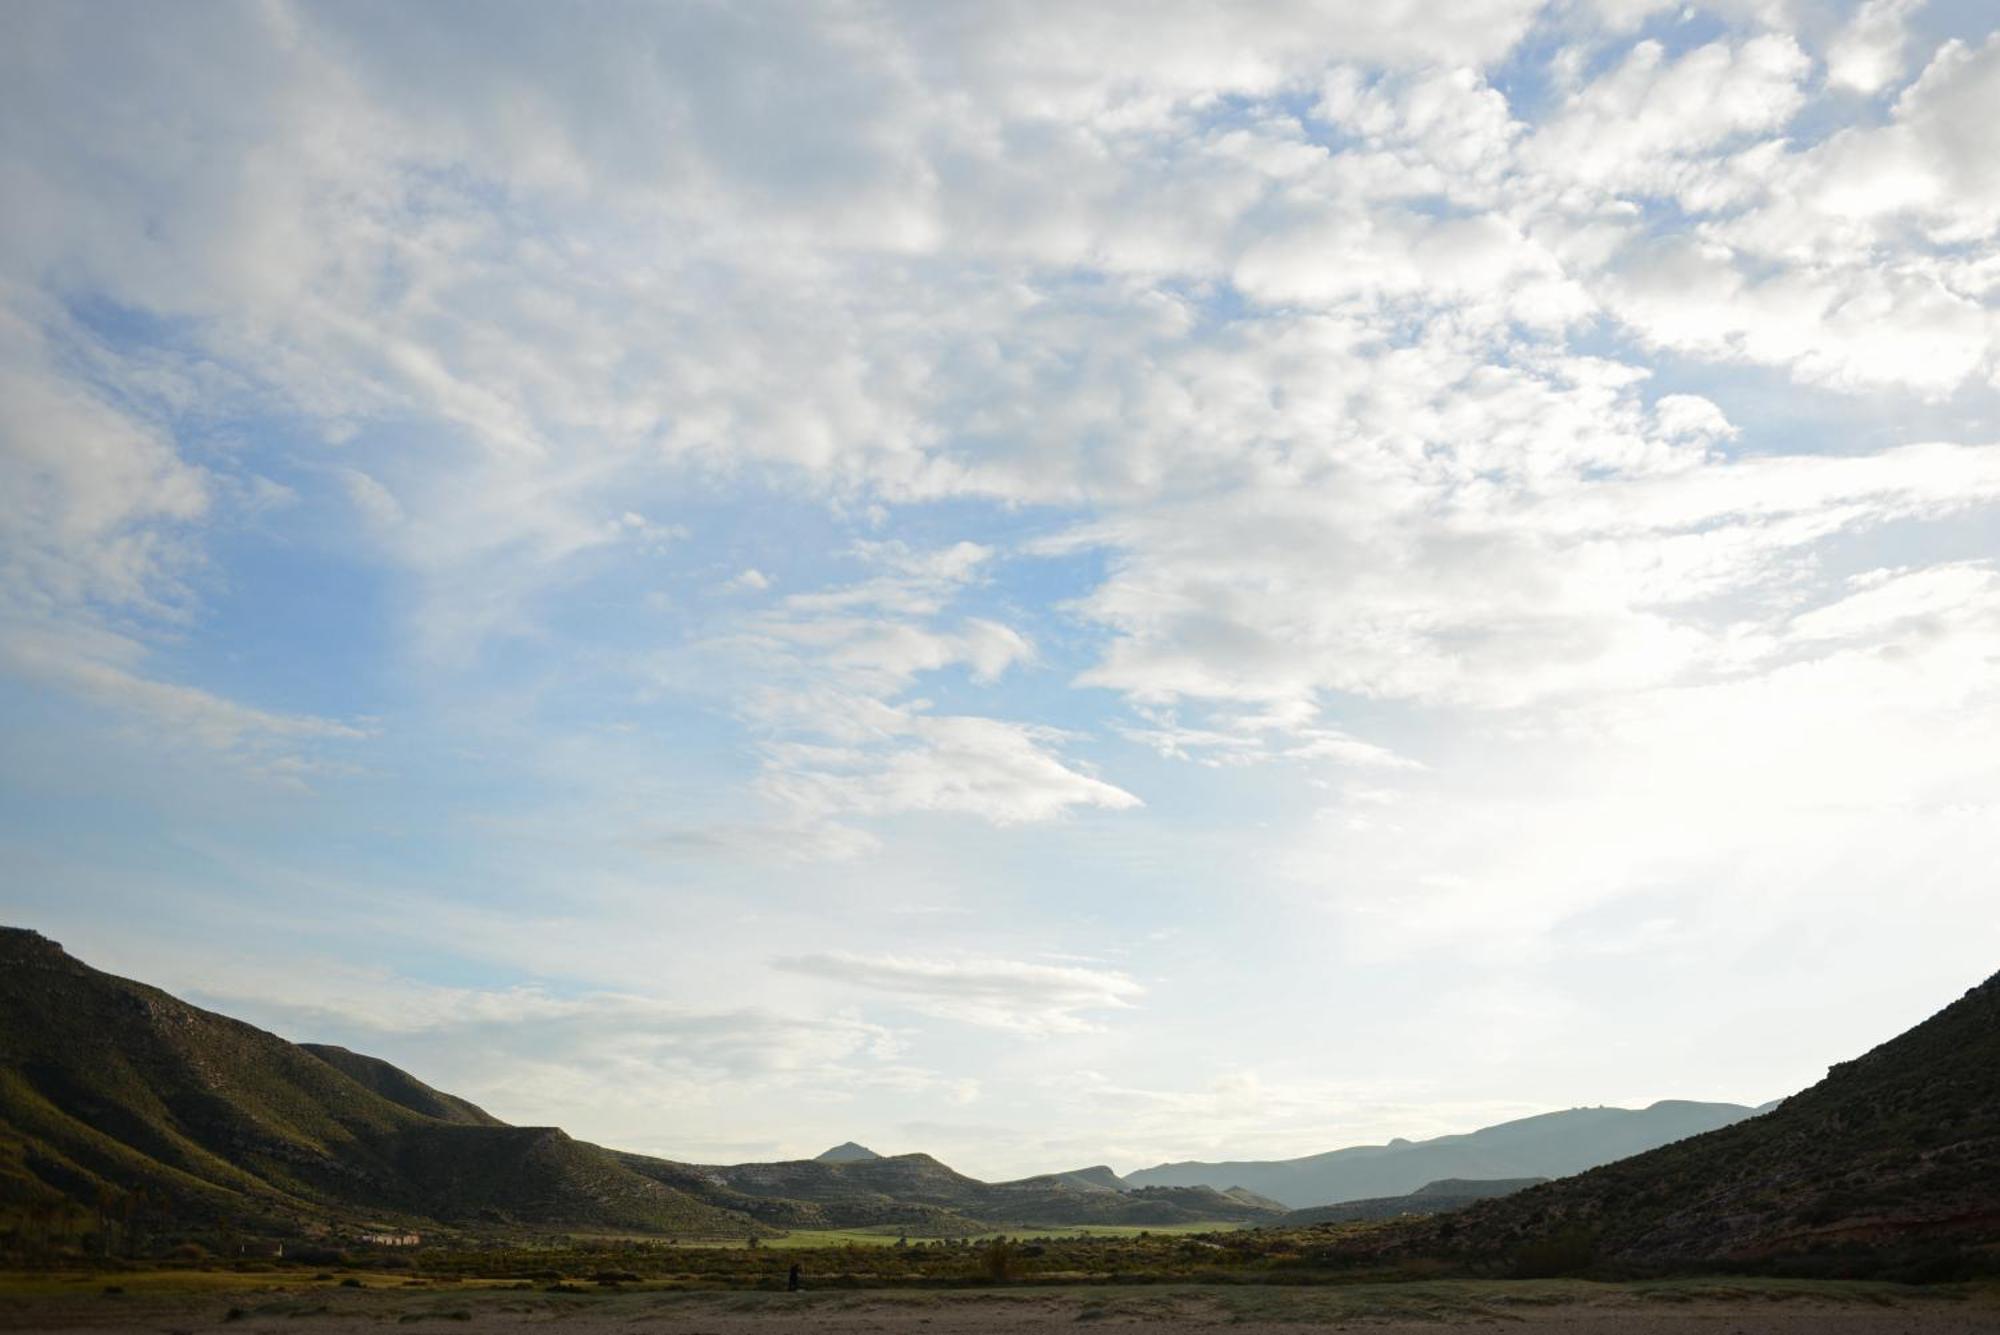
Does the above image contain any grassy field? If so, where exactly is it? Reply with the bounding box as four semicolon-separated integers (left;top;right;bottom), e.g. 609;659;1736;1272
699;1221;1244;1248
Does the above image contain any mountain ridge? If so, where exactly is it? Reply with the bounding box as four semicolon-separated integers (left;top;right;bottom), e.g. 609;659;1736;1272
1126;1099;1767;1207
0;928;1281;1239
1390;968;2000;1267
0;928;765;1237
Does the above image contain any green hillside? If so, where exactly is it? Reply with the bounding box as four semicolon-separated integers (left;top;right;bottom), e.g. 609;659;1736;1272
300;1044;503;1127
0;927;1270;1247
0;928;755;1238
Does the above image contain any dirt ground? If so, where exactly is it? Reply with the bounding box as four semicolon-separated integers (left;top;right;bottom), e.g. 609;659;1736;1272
4;1281;2000;1335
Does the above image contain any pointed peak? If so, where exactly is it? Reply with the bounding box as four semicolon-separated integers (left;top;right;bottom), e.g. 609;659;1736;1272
814;1141;882;1162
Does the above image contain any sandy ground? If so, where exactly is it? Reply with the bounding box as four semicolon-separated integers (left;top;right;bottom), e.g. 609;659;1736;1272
4;1284;2000;1335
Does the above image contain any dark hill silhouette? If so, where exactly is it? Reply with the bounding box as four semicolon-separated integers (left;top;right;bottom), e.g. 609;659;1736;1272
814;1141;882;1162
1127;1100;1764;1207
0;928;756;1236
0;928;1280;1239
1400;969;2000;1267
618;1151;1281;1229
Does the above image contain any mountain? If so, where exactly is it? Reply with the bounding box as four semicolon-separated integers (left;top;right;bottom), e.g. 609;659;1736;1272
0;928;1273;1242
621;1151;1284;1231
1222;1185;1290;1211
1278;1176;1547;1225
301;1044;504;1127
1403;969;2000;1268
0;928;756;1238
1127;1101;1764;1208
1049;1165;1131;1192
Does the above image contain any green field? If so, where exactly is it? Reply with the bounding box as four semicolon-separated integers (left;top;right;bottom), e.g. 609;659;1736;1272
714;1221;1243;1249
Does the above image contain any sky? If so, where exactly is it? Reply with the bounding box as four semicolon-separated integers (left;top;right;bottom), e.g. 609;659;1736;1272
3;0;1999;1181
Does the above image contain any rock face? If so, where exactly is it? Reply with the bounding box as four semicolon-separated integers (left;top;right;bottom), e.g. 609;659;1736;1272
1127;1101;1766;1207
1415;969;2000;1267
814;1141;883;1162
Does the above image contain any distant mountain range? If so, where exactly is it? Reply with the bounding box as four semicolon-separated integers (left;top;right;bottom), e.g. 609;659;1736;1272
624;1151;1278;1233
1126;1100;1772;1207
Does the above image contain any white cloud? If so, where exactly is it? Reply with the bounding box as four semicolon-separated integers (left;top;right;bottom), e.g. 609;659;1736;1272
688;543;1134;847
0;302;208;615
339;467;403;527
7;0;2000;1180
759;708;1141;829
1825;0;1924;94
773;952;1144;1033
1527;35;1811;198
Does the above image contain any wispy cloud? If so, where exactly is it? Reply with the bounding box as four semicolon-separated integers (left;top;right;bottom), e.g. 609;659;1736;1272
5;0;2000;1178
774;952;1144;1034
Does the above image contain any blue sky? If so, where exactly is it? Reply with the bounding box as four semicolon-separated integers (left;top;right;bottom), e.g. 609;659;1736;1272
4;0;2000;1177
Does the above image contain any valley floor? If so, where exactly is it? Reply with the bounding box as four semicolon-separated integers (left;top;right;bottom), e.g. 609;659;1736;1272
2;1277;1999;1334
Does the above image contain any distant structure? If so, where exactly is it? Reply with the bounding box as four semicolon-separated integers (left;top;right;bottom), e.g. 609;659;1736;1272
357;1231;421;1247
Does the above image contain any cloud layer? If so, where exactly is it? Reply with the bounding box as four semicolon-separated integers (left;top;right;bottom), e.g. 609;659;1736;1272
4;0;1999;1177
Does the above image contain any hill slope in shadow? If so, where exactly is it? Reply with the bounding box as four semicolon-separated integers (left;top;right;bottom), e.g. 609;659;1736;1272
1404;969;2000;1268
0;928;755;1237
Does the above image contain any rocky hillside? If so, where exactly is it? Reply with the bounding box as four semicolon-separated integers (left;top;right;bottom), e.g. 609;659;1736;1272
301;1044;504;1127
1411;970;2000;1268
0;928;1279;1242
0;928;756;1238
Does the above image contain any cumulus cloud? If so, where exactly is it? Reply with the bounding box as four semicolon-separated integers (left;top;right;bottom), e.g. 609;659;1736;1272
1825;0;1923;94
1527;35;1812;198
693;542;1135;850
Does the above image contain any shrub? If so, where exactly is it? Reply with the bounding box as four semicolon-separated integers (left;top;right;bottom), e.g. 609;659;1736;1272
1511;1227;1597;1279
